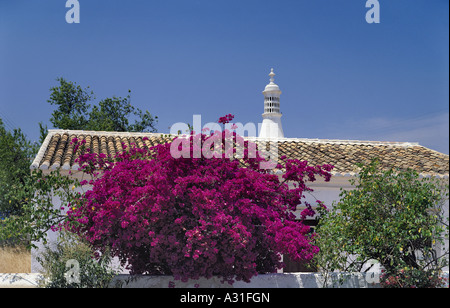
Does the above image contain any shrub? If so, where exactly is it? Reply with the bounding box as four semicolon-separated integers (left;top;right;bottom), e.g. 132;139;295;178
67;115;333;284
314;159;449;287
36;230;119;288
380;267;449;288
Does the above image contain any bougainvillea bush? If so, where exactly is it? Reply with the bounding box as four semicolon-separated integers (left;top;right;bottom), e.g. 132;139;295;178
66;116;333;284
380;267;449;288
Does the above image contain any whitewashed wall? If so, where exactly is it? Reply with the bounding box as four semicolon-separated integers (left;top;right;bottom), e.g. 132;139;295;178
30;174;449;275
31;175;352;273
2;271;449;288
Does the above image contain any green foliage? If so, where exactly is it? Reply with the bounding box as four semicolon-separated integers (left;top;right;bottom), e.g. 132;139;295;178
38;121;49;144
314;159;449;287
47;78;158;133
1;77;158;247
37;230;119;288
0;118;39;217
47;77;92;130
0;169;80;248
380;266;448;288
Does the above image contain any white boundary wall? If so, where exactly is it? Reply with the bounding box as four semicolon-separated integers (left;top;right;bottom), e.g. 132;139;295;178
0;272;377;288
2;272;449;288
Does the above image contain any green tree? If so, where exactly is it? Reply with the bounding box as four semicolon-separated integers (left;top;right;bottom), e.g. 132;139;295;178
86;93;156;132
46;77;158;135
47;77;92;131
0;168;80;247
37;230;119;288
314;159;449;287
0;118;38;217
1;77;159;244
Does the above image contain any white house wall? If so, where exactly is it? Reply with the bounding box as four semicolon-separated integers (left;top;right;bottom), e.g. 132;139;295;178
31;174;449;274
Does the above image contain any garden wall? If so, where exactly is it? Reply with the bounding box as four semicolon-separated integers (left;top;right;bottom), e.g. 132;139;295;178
3;271;449;288
110;272;381;288
0;272;380;288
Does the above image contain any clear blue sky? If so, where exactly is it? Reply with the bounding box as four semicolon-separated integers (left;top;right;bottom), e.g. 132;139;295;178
0;0;448;154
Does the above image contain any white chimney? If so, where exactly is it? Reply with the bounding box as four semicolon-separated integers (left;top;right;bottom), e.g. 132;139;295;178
259;68;284;139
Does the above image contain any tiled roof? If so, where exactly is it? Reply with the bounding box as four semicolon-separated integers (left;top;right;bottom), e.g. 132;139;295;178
31;130;449;178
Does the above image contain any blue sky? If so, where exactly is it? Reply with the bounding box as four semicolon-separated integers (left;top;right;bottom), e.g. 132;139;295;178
0;0;448;154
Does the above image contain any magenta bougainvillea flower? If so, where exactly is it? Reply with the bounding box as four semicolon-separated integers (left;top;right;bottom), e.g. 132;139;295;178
218;113;234;125
67;115;333;284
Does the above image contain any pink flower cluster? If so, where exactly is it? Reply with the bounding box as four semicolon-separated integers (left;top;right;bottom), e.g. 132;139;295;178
66;115;333;284
380;268;449;288
218;114;234;124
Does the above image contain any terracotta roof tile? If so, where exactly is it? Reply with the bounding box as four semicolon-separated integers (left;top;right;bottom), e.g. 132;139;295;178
31;130;449;178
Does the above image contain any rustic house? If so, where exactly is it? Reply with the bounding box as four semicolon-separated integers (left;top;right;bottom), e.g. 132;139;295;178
29;70;449;275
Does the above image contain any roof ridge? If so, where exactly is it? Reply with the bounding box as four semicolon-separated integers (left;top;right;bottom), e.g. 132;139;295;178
246;136;420;147
47;129;166;138
31;129;448;177
45;128;431;150
47;129;420;147
45;129;444;152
